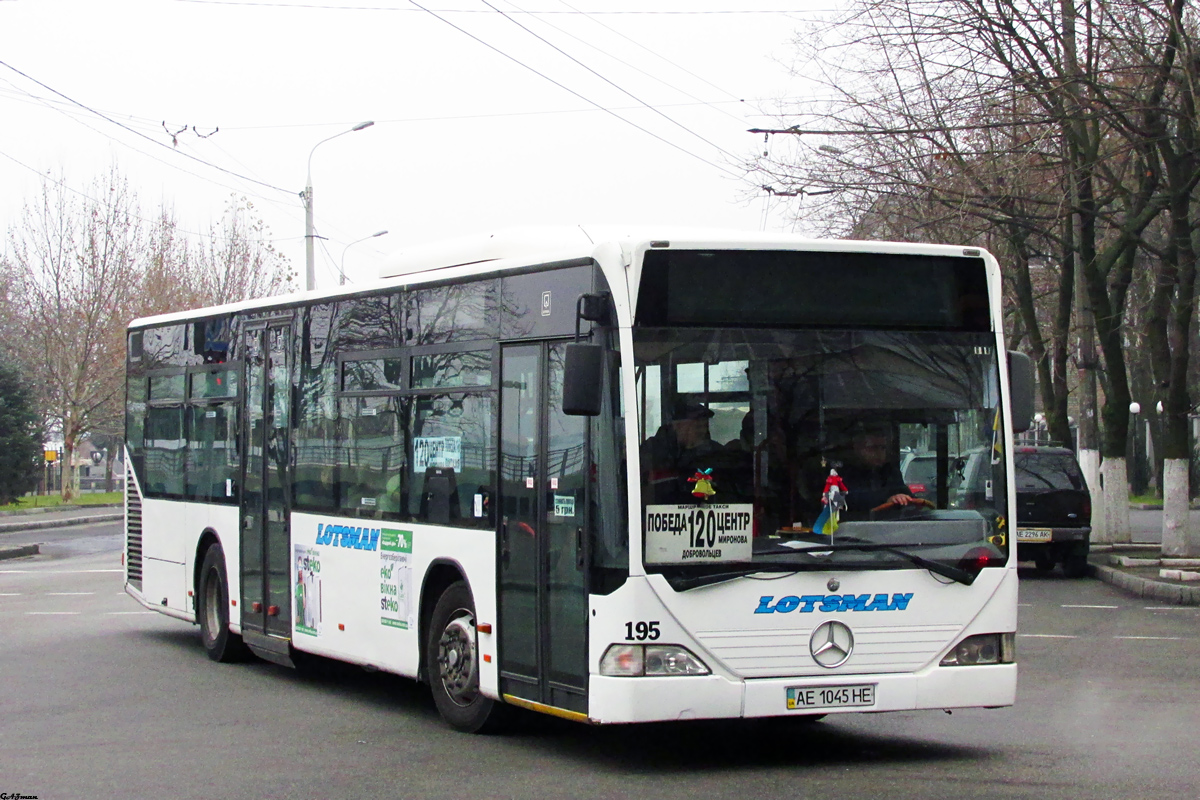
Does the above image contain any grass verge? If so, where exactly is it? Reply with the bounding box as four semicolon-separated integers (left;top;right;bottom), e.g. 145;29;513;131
6;491;123;511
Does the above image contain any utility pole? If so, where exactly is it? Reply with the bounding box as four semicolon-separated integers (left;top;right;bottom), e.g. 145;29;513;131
303;120;375;291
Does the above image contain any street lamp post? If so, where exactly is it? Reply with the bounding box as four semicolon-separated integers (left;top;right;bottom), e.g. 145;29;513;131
339;230;389;286
303;120;374;291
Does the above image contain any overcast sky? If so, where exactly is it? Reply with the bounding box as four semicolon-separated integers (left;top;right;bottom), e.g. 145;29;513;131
0;0;833;290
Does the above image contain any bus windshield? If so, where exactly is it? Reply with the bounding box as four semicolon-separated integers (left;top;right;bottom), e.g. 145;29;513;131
633;327;1007;585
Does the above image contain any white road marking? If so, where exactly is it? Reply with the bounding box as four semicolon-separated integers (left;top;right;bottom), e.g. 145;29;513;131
104;611;156;615
46;591;95;596
0;592;22;596
1144;606;1194;611
1061;604;1119;609
0;569;123;574
1113;635;1183;641
25;611;81;615
1019;634;1078;639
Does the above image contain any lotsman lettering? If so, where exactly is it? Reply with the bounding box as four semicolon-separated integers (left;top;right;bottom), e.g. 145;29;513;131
798;595;823;613
773;595;800;613
819;595;842;613
839;594;871;612
863;593;891;611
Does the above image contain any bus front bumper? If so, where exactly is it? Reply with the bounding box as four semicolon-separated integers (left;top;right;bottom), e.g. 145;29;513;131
587;663;1016;724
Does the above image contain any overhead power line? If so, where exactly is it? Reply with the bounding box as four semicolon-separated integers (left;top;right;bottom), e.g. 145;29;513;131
0;59;294;196
174;1;830;14
482;0;746;163
552;0;766;121
403;0;744;179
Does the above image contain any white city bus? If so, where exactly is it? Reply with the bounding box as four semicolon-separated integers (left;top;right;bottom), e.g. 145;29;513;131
124;227;1034;732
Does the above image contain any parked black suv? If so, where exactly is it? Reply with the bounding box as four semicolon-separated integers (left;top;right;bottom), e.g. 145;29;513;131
1012;445;1092;577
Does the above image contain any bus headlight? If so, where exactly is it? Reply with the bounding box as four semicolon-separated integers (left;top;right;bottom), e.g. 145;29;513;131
600;644;711;676
939;633;1016;666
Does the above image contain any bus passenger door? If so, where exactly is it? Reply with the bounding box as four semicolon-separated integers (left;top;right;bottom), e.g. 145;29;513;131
498;341;589;715
240;321;294;645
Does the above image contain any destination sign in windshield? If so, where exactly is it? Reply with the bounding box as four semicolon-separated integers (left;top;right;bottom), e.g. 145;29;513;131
645;503;754;564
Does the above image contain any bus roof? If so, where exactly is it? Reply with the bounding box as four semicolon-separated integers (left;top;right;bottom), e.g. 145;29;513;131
127;226;993;329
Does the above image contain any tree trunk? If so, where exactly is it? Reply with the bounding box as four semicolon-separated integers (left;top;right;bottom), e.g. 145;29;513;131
1161;459;1196;556
1100;458;1130;545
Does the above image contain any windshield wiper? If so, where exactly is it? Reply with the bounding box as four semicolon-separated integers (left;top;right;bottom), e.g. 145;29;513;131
756;538;976;585
668;564;801;591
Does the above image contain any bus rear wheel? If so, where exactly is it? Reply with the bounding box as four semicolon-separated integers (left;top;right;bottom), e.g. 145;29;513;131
426;581;505;733
197;543;249;663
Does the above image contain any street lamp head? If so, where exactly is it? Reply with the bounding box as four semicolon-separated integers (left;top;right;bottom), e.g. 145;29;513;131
1129;402;1141;415
339;230;391;286
305;120;378;291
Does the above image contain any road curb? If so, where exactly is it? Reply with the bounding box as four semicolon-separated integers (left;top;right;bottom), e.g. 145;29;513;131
0;503;121;517
0;544;40;561
1091;563;1200;606
0;512;123;534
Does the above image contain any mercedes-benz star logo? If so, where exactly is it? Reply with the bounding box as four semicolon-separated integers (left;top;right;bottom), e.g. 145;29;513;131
810;620;854;668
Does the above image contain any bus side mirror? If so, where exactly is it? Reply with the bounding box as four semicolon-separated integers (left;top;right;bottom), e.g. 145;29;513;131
563;343;603;416
1007;350;1035;433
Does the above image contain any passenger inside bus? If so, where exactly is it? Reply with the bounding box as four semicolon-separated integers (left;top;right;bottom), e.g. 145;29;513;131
641;401;723;503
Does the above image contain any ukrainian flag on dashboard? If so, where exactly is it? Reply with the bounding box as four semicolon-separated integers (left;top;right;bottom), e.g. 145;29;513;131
813;504;838;536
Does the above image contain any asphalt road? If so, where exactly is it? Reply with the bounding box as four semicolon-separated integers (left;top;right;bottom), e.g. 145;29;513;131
2;521;1199;800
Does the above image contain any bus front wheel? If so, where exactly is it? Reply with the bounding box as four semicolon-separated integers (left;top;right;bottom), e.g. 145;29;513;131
426;581;505;733
197;543;249;663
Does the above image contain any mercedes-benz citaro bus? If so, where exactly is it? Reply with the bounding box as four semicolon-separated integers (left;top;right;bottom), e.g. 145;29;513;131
123;227;1034;732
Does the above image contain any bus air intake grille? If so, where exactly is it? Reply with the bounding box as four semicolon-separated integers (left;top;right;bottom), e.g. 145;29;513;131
125;462;143;590
694;624;962;677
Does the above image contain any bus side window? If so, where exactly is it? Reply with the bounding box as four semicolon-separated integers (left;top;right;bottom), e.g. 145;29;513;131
409;392;495;529
419;467;460;524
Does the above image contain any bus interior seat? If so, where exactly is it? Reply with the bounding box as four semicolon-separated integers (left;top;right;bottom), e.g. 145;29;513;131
420;467;460;524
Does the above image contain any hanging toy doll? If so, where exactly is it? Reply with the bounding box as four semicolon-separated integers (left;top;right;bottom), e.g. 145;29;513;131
814;468;848;536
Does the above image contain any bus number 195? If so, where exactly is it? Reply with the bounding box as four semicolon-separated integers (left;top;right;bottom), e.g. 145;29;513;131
624;621;661;641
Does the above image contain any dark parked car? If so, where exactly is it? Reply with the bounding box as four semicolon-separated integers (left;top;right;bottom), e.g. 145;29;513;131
900;451;940;503
951;444;1092;577
1012;445;1092;577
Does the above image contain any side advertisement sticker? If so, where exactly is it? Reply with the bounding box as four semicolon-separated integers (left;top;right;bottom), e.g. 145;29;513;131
644;503;754;564
294;545;322;637
380;529;414;630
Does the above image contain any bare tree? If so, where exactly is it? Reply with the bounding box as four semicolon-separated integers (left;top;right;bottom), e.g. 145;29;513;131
187;197;296;307
755;0;1198;545
4;172;296;501
5;167;143;500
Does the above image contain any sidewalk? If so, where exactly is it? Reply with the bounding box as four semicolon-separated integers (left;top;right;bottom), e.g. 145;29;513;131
0;504;123;561
1088;545;1200;605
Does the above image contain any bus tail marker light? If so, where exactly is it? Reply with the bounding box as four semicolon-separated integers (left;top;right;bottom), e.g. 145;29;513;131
600;644;710;677
477;623;492;634
940;633;1015;666
957;547;1001;580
